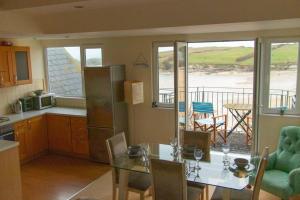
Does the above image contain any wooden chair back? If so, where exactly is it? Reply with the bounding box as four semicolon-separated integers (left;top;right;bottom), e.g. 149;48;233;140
150;158;187;200
182;130;211;161
106;132;127;185
252;147;269;200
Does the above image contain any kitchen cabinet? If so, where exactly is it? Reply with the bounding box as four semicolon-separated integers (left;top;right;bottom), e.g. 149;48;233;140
0;46;14;87
47;114;73;153
14;120;29;161
71;116;89;157
12;46;32;85
14;116;48;162
0;46;32;87
27;116;48;156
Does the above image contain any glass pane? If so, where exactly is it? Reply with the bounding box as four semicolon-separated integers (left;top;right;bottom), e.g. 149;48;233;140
16;51;29;80
269;42;298;110
158;46;174;104
85;48;102;67
47;47;83;97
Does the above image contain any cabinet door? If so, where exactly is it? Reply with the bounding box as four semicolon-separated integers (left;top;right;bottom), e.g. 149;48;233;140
28;116;48;155
14;120;29;161
12;46;32;85
71;117;89;157
47;114;72;153
0;46;14;87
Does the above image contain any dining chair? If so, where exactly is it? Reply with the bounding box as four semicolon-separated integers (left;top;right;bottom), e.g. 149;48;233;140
149;158;203;200
106;132;151;200
192;102;227;145
182;130;210;200
211;147;269;200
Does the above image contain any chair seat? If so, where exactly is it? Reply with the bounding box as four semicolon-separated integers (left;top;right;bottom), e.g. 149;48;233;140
211;187;252;200
195;118;224;126
261;170;293;200
128;172;152;191
187;186;203;200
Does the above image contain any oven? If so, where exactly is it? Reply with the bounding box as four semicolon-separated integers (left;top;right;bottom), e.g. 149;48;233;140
0;124;15;141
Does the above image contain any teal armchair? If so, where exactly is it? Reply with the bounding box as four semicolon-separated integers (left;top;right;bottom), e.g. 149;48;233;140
253;126;300;200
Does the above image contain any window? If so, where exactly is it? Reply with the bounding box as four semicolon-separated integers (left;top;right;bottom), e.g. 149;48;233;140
83;47;103;67
262;39;300;115
46;45;103;97
153;42;174;107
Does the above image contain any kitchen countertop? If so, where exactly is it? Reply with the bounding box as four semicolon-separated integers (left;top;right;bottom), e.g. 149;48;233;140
0;140;19;152
0;107;86;126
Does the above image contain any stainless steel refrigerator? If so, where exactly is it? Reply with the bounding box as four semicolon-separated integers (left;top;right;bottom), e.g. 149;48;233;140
84;65;128;163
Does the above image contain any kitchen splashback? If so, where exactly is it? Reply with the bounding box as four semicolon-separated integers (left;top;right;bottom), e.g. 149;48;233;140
0;79;44;114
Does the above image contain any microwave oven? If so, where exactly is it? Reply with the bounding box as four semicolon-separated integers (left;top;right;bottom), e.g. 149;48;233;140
33;93;55;110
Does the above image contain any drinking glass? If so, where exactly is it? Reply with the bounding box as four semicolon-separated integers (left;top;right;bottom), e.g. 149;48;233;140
194;148;203;170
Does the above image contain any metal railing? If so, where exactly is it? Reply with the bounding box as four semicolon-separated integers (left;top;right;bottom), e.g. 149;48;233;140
159;86;296;130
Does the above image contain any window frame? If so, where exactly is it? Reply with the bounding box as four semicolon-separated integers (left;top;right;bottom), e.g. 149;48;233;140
45;44;103;98
152;41;175;108
261;38;300;115
81;45;103;68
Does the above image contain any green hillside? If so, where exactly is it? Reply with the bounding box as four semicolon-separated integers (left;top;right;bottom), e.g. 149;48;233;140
159;43;298;69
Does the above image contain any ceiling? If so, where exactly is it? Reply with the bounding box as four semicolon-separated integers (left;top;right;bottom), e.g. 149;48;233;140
1;0;300;39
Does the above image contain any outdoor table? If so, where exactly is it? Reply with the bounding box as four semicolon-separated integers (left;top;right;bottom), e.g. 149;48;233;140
224;104;252;138
111;143;254;200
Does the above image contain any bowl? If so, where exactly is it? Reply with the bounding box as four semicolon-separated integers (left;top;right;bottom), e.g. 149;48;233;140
234;158;249;169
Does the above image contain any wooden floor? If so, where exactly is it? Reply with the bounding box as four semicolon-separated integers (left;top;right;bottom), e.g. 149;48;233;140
21;154;298;200
21;154;110;200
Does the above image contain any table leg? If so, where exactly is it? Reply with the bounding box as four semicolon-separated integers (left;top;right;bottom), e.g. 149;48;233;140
119;169;129;200
221;188;231;200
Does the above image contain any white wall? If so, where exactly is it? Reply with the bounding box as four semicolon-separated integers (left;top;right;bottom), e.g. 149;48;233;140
41;28;300;148
0;39;45;114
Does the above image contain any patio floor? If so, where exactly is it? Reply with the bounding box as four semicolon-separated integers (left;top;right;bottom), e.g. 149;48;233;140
211;131;252;154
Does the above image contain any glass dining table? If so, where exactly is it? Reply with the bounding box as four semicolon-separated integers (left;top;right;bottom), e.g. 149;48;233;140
111;143;255;200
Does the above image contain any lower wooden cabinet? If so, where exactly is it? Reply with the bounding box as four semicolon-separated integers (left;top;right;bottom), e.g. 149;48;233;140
47;114;89;157
14;114;89;163
47;114;72;153
14;116;48;162
28;116;48;156
14;120;28;161
71;117;89;157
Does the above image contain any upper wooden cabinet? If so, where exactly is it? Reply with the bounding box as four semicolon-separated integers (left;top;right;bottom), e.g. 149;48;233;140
0;46;14;87
12;46;32;85
0;46;32;87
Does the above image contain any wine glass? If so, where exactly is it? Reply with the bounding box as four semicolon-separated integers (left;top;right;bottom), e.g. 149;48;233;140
194;148;203;170
222;143;230;167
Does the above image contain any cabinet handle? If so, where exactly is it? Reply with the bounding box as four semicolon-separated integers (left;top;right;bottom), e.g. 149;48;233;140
13;75;17;84
28;121;31;130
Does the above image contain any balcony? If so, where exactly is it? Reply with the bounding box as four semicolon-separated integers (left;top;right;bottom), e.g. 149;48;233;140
159;86;296;154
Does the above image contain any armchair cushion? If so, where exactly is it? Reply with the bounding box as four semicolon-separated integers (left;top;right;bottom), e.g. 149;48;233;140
262;170;293;200
274;126;300;173
289;168;300;194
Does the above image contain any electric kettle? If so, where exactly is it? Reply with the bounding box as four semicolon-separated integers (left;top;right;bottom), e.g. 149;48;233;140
10;100;23;114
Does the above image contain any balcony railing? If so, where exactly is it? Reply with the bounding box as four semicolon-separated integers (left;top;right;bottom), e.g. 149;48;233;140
159;86;296;130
